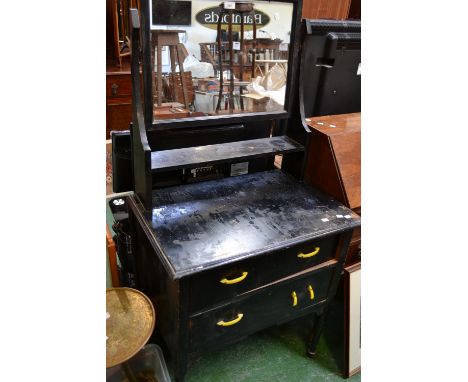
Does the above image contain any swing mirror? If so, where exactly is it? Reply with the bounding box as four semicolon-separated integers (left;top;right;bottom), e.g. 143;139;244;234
148;0;295;123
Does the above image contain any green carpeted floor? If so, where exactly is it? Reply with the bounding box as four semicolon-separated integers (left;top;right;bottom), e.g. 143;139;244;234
175;319;360;382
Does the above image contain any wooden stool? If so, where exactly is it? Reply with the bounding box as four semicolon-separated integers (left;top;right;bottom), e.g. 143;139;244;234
151;30;189;108
216;2;257;112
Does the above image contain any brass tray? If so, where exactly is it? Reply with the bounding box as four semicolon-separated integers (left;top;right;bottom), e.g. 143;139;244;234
106;288;156;368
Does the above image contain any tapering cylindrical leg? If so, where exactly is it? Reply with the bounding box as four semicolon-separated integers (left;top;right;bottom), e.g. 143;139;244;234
216;11;224;112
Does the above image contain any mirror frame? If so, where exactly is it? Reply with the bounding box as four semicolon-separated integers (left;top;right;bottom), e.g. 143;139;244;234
138;0;303;130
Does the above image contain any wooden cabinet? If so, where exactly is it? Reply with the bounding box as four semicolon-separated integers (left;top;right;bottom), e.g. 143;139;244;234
302;0;360;20
304;112;361;265
106;64;132;139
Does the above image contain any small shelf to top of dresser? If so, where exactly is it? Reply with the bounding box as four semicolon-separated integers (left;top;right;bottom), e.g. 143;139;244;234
150;136;303;172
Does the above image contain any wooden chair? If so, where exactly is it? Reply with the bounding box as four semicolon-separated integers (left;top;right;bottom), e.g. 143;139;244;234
216;2;257;112
151;30;190;108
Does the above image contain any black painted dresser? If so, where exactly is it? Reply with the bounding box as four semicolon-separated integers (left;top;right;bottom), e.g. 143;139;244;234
122;3;361;380
128;170;360;380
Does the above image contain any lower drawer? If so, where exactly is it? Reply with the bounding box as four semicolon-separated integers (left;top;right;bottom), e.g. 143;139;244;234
189;262;336;352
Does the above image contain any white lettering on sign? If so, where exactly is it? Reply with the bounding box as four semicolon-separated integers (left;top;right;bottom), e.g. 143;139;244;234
201;12;264;25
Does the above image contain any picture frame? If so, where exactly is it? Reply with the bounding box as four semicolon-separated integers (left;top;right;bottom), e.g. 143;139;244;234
324;262;361;378
345;262;361;377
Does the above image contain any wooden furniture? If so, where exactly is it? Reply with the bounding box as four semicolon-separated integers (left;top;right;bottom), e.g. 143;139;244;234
303;112;361;265
303;114;361;376
255;59;288;77
106;224;120;287
200;39;288;81
125;6;360;381
215;2;257;112
106;62;132;139
323;262;361;378
348;0;361;19
167;71;195;106
153;102;205;120
151;30;190;108
107;0;140;67
302;0;357;20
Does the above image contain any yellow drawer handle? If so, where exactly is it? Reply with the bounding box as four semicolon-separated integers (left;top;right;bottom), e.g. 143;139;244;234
220;271;248;285
291;291;298;307
217;313;244;327
297;247;320;259
308;285;315;300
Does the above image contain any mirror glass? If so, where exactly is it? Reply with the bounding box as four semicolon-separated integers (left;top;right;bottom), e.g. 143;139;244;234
149;0;294;122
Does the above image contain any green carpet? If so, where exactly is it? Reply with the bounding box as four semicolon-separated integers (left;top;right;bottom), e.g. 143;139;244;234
181;320;360;382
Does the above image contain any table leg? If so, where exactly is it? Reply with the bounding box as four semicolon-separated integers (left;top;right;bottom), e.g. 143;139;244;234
169;45;177;101
239;14;245;110
176;43;190;108
307;312;326;357
251;10;257;78
216;11;224;112
228;9;234;111
156;39;162;107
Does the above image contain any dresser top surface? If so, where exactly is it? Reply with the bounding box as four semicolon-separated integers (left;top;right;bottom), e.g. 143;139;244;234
133;170;360;279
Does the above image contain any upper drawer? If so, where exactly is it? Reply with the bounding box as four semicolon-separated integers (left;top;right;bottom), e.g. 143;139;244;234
106;75;132;98
189;262;335;352
189;234;339;313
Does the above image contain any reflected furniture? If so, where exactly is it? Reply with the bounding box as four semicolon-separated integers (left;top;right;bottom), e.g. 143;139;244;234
151;30;190;108
108;0;140;67
106;61;132;139
255;59;288;76
200;39;287;81
215;1;257;112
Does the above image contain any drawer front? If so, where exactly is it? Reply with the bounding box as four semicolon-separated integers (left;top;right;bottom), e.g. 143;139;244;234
106;75;132;98
189;234;339;313
189;264;335;352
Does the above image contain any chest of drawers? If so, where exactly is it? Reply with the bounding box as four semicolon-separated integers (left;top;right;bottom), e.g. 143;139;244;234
128;170;360;381
106;69;132;140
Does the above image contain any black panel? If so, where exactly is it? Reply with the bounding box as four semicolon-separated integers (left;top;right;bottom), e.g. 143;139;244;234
301;20;361;118
111;131;133;193
152;0;191;26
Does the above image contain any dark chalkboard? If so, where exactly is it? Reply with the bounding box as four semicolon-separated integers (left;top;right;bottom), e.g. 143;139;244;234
152;1;192;26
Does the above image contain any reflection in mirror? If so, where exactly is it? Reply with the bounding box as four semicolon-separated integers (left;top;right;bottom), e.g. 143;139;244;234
113;0;140;67
149;0;293;122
